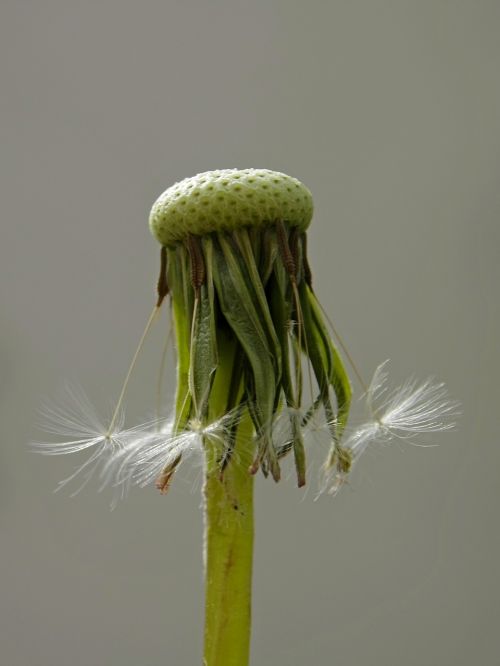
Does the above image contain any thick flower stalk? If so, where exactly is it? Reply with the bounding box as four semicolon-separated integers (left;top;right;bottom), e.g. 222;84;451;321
35;168;457;666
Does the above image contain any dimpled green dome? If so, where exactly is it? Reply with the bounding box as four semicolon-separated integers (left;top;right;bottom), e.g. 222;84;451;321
149;168;314;245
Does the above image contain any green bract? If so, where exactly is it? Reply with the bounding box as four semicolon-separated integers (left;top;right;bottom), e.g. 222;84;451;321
151;168;352;489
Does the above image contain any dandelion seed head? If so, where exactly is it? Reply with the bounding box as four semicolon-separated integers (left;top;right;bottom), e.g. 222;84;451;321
149;168;313;245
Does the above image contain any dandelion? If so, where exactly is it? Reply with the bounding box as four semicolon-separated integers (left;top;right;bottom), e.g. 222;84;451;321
36;168;457;665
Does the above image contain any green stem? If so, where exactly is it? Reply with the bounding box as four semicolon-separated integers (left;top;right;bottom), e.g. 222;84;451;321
203;436;254;666
203;339;254;666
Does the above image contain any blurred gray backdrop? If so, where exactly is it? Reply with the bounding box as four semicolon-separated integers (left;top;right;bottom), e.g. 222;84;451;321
1;1;499;665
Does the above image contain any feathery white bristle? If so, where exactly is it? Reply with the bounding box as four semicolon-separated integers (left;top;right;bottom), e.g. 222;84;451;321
33;385;125;454
33;386;162;502
126;408;243;487
367;361;459;435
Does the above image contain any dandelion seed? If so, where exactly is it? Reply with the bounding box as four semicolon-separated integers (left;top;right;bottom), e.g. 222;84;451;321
33;386;129;497
124;408;246;492
319;362;459;496
33;386;171;505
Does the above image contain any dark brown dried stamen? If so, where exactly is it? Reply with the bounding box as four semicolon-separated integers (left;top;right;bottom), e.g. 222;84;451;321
289;227;301;279
186;235;206;294
301;233;313;288
156;245;169;307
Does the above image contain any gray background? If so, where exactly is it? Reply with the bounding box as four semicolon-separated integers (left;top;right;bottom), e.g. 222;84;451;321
1;1;499;665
